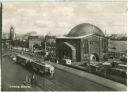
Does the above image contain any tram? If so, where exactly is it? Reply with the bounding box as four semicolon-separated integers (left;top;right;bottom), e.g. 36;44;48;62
16;54;55;76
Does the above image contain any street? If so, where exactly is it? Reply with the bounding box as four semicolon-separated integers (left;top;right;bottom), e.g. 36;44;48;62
2;49;113;91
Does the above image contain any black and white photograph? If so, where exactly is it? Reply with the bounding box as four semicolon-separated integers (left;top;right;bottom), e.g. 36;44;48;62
1;1;127;91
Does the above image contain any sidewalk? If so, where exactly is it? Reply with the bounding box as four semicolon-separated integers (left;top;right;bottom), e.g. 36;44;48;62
12;50;127;91
46;61;127;91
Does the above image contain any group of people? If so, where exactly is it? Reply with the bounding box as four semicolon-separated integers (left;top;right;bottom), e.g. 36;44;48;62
25;73;36;87
25;70;55;87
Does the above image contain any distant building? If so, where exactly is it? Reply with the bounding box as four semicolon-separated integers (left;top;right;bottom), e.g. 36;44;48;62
108;40;127;59
10;26;15;40
2;33;9;39
45;35;56;59
56;23;108;62
2;33;10;45
28;36;41;52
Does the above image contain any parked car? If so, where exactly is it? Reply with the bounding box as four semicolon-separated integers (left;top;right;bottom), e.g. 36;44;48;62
117;64;127;71
61;59;72;65
10;54;16;62
12;56;16;61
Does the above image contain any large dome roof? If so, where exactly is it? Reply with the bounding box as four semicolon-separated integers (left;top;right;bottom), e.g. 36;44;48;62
67;23;105;37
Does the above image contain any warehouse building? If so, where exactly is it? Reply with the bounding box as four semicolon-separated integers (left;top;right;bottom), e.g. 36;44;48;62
56;23;108;62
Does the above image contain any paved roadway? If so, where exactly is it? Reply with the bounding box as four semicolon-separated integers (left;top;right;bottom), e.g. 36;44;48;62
2;49;113;91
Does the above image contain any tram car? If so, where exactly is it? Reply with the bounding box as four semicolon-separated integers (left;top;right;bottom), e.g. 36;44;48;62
16;54;32;66
16;54;55;75
30;61;55;74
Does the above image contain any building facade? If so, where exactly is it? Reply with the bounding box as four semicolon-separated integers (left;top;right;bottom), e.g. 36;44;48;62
45;35;56;60
56;23;108;62
108;40;127;59
28;36;41;52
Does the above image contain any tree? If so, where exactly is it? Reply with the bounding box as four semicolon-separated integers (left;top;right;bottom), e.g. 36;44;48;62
33;44;41;50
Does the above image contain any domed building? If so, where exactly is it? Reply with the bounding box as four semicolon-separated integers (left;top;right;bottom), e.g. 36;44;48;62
68;23;105;37
56;23;108;62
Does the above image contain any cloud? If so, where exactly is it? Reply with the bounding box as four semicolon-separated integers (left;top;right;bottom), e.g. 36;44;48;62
3;2;127;35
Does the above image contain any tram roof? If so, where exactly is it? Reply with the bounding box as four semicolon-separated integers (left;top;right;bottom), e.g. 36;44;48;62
17;54;53;67
17;54;33;61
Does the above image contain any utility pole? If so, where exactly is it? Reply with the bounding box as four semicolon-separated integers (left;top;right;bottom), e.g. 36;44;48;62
104;29;106;36
0;3;2;57
99;35;101;61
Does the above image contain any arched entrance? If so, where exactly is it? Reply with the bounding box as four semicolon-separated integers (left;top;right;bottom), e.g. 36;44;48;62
90;53;99;61
57;42;76;61
64;42;76;61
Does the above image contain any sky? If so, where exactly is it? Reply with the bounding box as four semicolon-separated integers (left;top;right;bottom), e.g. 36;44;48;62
3;2;127;36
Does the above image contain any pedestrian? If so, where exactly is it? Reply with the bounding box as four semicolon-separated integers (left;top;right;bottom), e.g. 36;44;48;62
31;73;36;87
56;60;59;64
112;59;116;68
24;73;31;86
56;57;59;64
50;68;54;79
51;71;54;78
